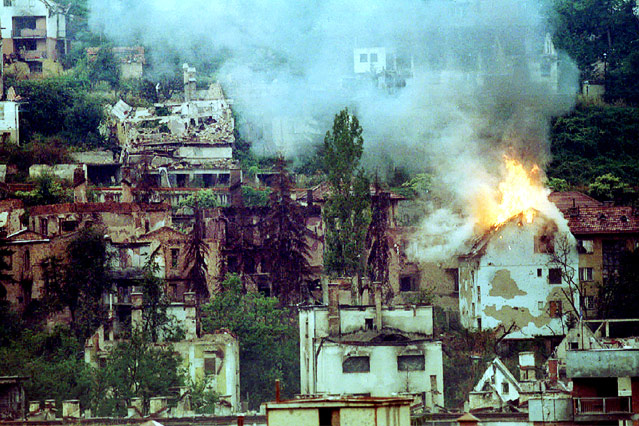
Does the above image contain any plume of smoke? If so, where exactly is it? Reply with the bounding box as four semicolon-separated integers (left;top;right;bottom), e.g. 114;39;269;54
89;0;579;261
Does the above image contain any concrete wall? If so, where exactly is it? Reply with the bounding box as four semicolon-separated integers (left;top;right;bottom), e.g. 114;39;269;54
567;349;639;378
528;397;573;422
0;102;20;143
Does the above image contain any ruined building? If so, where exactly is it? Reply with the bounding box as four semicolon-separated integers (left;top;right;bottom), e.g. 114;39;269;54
1;0;67;75
299;283;444;412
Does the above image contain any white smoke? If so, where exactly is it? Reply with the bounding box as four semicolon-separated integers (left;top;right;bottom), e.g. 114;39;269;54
88;0;579;261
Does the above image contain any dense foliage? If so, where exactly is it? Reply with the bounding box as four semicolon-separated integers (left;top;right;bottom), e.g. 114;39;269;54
322;108;371;277
548;103;639;189
200;274;299;409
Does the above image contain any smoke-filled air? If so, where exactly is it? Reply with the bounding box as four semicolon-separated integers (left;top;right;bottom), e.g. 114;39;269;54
89;0;579;262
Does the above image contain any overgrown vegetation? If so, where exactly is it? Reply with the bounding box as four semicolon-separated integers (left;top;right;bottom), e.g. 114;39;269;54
200;274;299;410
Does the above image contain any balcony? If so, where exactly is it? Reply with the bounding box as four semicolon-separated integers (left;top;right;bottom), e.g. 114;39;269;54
12;28;47;38
574;397;632;421
20;51;47;61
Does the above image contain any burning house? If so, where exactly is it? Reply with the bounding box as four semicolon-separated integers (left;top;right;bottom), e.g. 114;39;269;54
458;211;578;338
299;283;444;412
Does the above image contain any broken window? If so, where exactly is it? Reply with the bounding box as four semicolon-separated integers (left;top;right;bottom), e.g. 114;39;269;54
569;341;579;350
502;382;509;394
365;318;374;330
584;296;595;310
319;408;340;426
577;239;594;254
342;356;370;373
446;268;459;293
537;268;542;277
548;268;562;284
534;233;555;254
360;53;368;63
176;174;188;187
398;355;425;371
61;220;78;232
400;275;419;292
39;218;48;235
218;173;230;185
579;267;593;282
204;354;216;375
4;0;12;6
370;53;378;63
170;248;179;269
549;300;563;318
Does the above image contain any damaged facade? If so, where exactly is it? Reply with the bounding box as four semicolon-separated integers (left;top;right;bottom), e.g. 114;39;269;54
84;292;241;413
1;0;67;75
458;213;579;339
299;283;444;412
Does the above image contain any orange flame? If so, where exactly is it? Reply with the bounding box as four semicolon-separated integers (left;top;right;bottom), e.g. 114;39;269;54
475;156;548;229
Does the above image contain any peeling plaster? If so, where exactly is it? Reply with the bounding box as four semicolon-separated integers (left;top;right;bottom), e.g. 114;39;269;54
484;305;548;329
489;269;527;299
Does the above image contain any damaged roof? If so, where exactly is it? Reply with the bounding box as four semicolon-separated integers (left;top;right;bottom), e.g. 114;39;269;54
30;202;170;215
548;191;602;211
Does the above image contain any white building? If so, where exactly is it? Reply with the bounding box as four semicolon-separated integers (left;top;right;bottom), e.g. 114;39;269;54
353;47;387;74
0;101;20;143
266;396;411;426
458;213;579;339
468;357;521;411
1;0;67;73
299;284;444;411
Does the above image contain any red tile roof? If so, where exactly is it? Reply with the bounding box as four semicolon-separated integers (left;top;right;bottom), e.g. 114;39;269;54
564;206;639;235
548;191;602;211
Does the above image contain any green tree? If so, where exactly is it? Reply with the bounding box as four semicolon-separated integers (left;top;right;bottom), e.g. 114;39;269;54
16;173;71;206
322;108;371;279
588;173;629;201
547;177;570;192
260;158;312;304
178;189;224;209
92;332;183;416
200;274;299;409
88;46;121;89
138;264;184;342
365;186;392;302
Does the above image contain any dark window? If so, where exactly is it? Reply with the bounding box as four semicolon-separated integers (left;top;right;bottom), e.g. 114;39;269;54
176;174;188;187
28;61;43;73
446;268;459;293
227;256;238;273
218;173;230;185
549;268;562;284
537;268;542;277
342;356;370;373
370;53;378;62
569;341;579;350
400;275;419;292
61;220;78;232
319;408;339;426
365;318;374;330
397;355;425;371
170;248;179;269
204;356;216;374
359;53;368;63
577;239;594;254
502;382;509;393
40;218;48;235
4;0;12;6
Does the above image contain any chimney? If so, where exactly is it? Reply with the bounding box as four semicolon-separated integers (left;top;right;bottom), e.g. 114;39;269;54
373;281;383;331
548;358;558;382
73;167;87;203
229;168;243;207
121;178;133;203
327;282;340;336
519;351;536;382
183;63;196;103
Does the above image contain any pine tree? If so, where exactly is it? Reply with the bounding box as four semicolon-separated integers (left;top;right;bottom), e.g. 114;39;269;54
260;158;312;304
